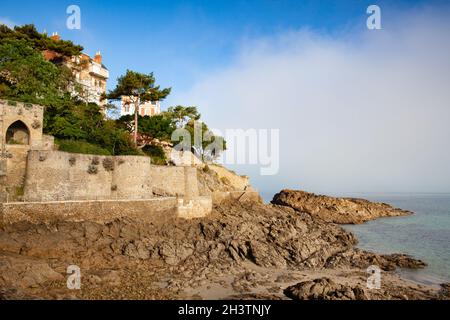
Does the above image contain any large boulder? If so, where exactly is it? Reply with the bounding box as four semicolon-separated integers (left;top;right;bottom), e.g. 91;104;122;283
284;277;369;300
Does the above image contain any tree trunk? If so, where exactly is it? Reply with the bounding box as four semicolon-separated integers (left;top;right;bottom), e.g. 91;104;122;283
134;95;140;145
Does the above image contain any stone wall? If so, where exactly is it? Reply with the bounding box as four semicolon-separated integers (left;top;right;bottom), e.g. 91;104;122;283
0;100;44;150
41;135;55;151
0;198;179;225
0;100;46;201
0;100;215;221
23;150;199;202
177;196;213;219
4;145;29;201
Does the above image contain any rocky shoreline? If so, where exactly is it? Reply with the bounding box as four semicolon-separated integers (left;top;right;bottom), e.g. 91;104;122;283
272;189;411;224
0;189;448;300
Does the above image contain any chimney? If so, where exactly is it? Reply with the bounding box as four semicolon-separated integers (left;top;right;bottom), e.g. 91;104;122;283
94;51;102;64
50;32;60;41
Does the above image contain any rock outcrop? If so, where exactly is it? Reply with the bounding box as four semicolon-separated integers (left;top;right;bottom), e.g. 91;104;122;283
197;164;252;195
284;278;369;300
0;197;442;300
324;249;427;270
272;189;411;224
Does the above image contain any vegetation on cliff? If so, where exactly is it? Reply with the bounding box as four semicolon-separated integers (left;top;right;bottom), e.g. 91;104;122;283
0;23;226;161
0;24;138;156
0;24;83;57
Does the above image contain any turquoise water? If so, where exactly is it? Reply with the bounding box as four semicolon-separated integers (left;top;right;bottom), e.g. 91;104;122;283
263;191;450;285
342;194;450;285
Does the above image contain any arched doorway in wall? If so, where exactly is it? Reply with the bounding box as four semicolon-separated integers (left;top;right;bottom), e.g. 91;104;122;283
6;120;30;145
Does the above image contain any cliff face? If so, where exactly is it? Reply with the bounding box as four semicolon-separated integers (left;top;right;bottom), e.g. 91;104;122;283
271;190;411;224
197;164;252;194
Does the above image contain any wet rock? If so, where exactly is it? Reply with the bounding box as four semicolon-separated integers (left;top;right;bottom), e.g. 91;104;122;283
248;240;286;268
124;242;149;260
284;278;369;300
158;242;194;265
0;253;63;289
325;249;427;271
439;283;450;299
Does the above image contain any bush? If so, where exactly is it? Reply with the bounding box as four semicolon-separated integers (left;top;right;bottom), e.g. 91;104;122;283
102;158;115;171
142;145;166;165
56;139;111;156
87;164;98;175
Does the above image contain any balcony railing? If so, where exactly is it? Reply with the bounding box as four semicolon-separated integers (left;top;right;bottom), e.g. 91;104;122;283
89;64;109;79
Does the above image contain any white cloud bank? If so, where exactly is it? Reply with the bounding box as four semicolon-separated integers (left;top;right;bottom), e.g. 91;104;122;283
177;7;450;196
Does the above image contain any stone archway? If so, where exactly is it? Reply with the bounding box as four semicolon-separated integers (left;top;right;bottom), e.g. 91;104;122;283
6;120;30;145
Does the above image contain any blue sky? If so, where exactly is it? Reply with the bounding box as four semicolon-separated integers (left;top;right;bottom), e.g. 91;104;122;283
2;1;450;195
0;0;442;105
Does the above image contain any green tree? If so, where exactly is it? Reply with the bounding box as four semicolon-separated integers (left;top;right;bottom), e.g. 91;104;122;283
107;70;171;144
117;113;176;146
0;24;83;57
0;39;74;105
165;105;200;128
0;25;139;157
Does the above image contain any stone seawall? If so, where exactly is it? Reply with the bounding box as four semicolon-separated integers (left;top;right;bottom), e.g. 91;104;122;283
23;150;199;202
0;196;215;225
0;198;178;225
211;191;263;205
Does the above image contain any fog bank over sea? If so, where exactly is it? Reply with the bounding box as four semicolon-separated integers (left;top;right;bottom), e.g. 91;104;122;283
177;6;450;196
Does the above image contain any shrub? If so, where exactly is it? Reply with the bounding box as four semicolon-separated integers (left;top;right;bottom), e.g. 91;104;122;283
102;158;114;171
56;139;111;156
15;186;24;197
142;145;166;166
87;164;98;174
6;139;24;145
91;156;100;165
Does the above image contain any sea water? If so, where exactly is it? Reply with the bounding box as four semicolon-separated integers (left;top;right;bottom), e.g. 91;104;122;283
342;193;450;285
262;191;450;285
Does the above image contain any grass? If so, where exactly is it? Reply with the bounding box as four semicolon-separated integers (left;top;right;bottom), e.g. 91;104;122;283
15;186;24;197
6;139;26;145
56;139;111;156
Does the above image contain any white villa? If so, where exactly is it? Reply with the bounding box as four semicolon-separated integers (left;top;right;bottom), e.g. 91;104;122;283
44;32;109;108
120;96;161;117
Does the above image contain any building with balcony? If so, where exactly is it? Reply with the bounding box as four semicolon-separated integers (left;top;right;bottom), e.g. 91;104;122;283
43;32;109;108
67;51;109;107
